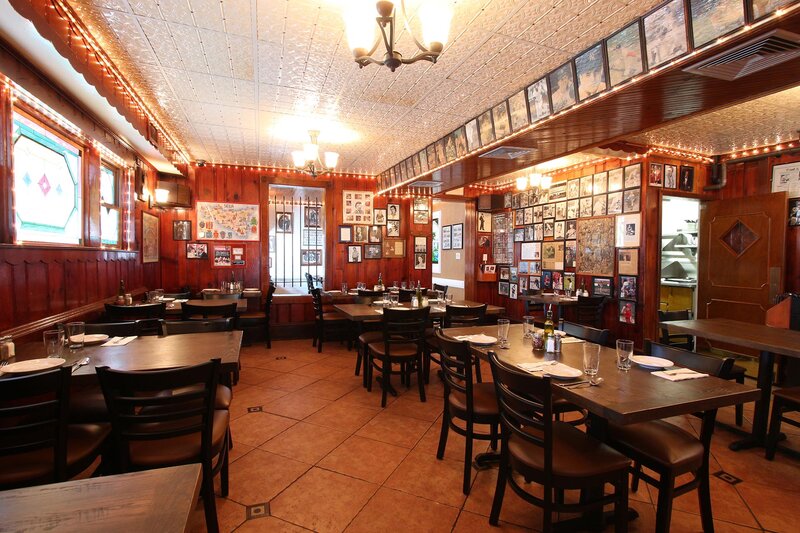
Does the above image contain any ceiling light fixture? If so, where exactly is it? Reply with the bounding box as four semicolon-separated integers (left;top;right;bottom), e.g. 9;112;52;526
345;0;452;72
291;130;339;178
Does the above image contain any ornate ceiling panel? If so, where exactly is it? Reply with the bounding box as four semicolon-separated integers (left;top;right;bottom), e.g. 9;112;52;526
69;0;664;173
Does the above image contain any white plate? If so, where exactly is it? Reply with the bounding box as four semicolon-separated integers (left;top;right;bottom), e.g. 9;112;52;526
1;358;65;374
82;334;109;345
543;363;584;380
630;355;674;369
465;334;497;346
160;297;175;302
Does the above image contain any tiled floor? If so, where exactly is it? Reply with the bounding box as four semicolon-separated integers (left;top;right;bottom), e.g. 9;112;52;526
193;339;800;532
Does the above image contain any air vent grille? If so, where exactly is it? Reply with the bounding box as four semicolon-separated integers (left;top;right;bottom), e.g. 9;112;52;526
479;146;535;160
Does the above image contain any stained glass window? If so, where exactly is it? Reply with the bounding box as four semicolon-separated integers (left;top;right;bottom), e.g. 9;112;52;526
13;112;82;244
100;164;120;246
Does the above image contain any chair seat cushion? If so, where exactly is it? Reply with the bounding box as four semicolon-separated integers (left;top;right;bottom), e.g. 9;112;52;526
0;423;110;489
606;419;703;472
508;421;629;485
128;410;229;468
774;386;800;404
729;364;747;378
368;341;419;358
322;312;347;322
449;382;499;418
238;312;266;320
70;388;108;423
154;384;232;410
358;331;384;346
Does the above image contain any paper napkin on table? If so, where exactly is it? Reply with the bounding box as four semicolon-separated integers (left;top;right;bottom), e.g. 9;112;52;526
652;369;708;381
102;336;137;347
517;361;557;372
560;337;585;344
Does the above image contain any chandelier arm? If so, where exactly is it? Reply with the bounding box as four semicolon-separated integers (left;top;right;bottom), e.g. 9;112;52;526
400;0;432;54
378;15;394;57
355;55;388;67
399;51;439;65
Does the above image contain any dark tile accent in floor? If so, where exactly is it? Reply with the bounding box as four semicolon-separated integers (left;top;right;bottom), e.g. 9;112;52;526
714;470;743;485
245;502;270;520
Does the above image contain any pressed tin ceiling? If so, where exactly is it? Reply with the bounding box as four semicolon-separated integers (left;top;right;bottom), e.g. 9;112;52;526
65;0;665;174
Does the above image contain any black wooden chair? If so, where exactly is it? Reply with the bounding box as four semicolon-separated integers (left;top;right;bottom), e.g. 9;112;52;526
164;291;192;299
311;288;348;353
426;303;487;383
104;302;166;321
181;302;238;321
202;292;240;301
134;318;165;336
575;295;605;328
367;306;431;407
604;341;734;533
237;282;277;347
435;329;499;495
398;287;427;302
558;319;610;346
96;359;229;533
356;289;384;303
487;350;630;531
433;283;449;296
163;318;235;335
85;321;137;337
0;367;109;490
766;386;800;460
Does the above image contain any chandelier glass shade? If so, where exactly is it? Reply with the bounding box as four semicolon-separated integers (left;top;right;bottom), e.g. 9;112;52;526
291;130;338;178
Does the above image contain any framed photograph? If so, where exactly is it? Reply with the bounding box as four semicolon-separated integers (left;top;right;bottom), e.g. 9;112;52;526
386;220;401;237
679;166;695;192
552;271;563;291
644;0;688;68
413;198;429;212
564;272;576;292
347;245;362;263
592;277;613;297
619;275;638;301
542;271;553;290
276;212;293;234
499;267;510;281
231;246;245;266
453;126;468;158
593;195;607;217
352;225;369;243
442;225;452;250
577;217;615;276
567;179;580;199
542;241;565;271
484;264;497;274
372;208;387;226
435;139;447;167
567;199;579;219
444;133;457;162
771;162;800;198
414;252;427;270
521;241;541;261
414;236;427;253
364;244;382;260
304;206;321;228
465;119;480;152
510;267;519;284
608;168;624;191
554;220;565;240
514;228;525;242
524;225;534;242
452;223;463;249
477;211;492;233
624;163;641;189
549;62;576;113
142;212;159;263
689;0;744;48
212;245;231;267
342;190;373;224
419;150;429;173
530;276;542;290
386;204;400;221
509;283;518;299
579;197;593;218
186;242;208;259
384;239;406;258
753;0;794;19
607;22;644;86
649;162;664;187
173;220;192;240
788;199;800;226
618;247;639;275
575;44;607;101
619;301;636;324
664;164;678;189
301;249;322;266
580;175;594;197
368;225;382;243
338;225;353;243
508;90;529;131
565;240;577;268
565;220;577;240
498;282;510;296
520;276;528;292
616;213;642;247
623;189;641;213
492;101;511;138
478;109;495;146
593;172;608;195
543;219;555;238
302;228;323;248
413;210;428;224
479;235;491;249
527;77;551;123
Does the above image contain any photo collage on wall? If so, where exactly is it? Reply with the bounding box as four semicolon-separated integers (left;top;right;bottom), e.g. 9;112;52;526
340;190;408;262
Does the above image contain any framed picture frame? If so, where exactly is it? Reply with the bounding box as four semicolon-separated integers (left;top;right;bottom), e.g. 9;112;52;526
789;198;800;226
619;301;636;324
304;206;321;227
386;220;401;237
414;252;427;270
577;217;615;276
575;43;607;101
451;223;463;249
387;203;401;220
347;245;362;263
549;62;576;113
617;248;639;275
453;126;468;158
414;236;427;253
142;212;159;263
465;118;480;152
364;244;382;260
338;225;352;243
212;245;231;267
478;109;495;146
606;21;644;86
521;242;541;261
301;249;322;266
492;100;511;138
372;208;387;226
592;277;613;297
276;212;293;234
231;246;245;266
368;226;382;243
413;210;429;224
185;242;208;259
616;213;642;247
508;90;529;131
608;168;624;192
342;190;373;225
441;225;452;250
173;220;192;241
352;225;369;243
383;239;406;258
689;0;744;48
679;166;695;192
542;271;552;290
477;211;492;233
619;275;638;301
413;197;429;212
623;189;641;213
624;163;641;189
649;162;664;187
498;282;510;296
527;77;551;123
644;0;688;69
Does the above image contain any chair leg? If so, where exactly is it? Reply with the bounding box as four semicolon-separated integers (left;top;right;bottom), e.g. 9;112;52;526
354;342;362;376
437;403;450;460
381;357;390;407
202;465;220;533
463;421;474;495
490;423;498;451
615;473;630;533
366;352;374;393
220;440;230;498
474;355;483;383
489;446;508;526
654;473;675;533
698;465;713;533
630;461;641;492
417;355;426;403
733;373;745;426
765;397;785;460
317;322;323;353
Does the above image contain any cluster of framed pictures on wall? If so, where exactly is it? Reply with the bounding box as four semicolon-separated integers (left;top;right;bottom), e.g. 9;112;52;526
441;223;463;250
341;192;409;263
377;0;777;190
649;162;695;191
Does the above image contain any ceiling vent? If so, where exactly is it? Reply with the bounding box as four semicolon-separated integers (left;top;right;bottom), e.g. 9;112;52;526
479;145;536;160
683;29;800;81
409;180;442;188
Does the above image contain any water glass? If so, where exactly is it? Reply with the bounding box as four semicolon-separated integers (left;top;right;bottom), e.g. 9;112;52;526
616;339;634;371
43;329;64;358
401;281;407;289
65;322;85;353
582;342;601;377
522;316;536;338
357;282;365;291
390;294;399;306
445;294;454;305
497;319;510;348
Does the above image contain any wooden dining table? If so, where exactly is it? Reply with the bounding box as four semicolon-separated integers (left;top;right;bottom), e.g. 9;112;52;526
661;318;800;451
0;464;201;532
164;298;249;315
519;293;579;319
334;300;505;322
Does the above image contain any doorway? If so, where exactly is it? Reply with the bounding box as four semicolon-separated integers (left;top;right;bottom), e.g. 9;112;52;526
659;196;700;316
432;199;466;300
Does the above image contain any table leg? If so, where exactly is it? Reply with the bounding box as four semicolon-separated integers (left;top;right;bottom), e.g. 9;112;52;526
730;350;773;451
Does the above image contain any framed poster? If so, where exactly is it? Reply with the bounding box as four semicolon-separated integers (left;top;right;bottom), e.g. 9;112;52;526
619;275;638;301
185;242;207;259
413;210;429;224
276;212;292;234
304;206;321;227
142;212;159;263
383;239;406;258
593;277;613;296
451;223;463;249
492;213;514;264
173;220;191;240
372;208;387;226
414;253;427;270
549;62;576;113
478;109;495;146
387;203;401;220
492;101;511;138
607;22;644;86
542;241;565;271
527;77;551;123
414;236;427;253
301;249;322;266
508;90;529;131
478;211;492;232
465;119;480;151
442;225;452;250
644;0;687;68
302;228;324;247
689;0;744;48
521;241;541;261
212;245;231;267
364;244;382;260
338;225;352;243
577;217;615;276
342;190;373;224
347;245;362;263
618;248;639;275
575;44;607;101
616;213;642;247
453;126;468;157
197;202;259;241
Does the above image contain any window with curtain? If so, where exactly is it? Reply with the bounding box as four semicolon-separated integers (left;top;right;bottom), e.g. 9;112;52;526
100;164;120;246
12;111;82;244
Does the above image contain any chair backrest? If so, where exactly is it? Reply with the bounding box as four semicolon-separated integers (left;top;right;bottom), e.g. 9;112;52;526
96;359;220;472
181;302;238;320
135;318;165;336
0;367;70;487
559;319;610;346
488;350;554;480
265;282;277;321
576;295;606;328
306;273;316;293
105;302;166;321
444;304;487;328
433;283;449;296
435;329;475;412
644;340;733;378
202;292;241;300
658;309;692;344
163;318;234;335
163;292;191;300
310;288;324;319
398;288;427;302
357;289;383;304
85;321;137;337
381;306;431;356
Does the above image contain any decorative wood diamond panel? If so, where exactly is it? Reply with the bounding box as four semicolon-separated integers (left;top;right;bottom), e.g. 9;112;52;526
721;220;760;257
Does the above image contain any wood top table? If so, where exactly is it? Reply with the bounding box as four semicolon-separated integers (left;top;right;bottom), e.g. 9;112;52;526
446;324;759;426
334;301;505;322
165;298;248;315
0;464;201;532
661;318;800;450
519;293;579;319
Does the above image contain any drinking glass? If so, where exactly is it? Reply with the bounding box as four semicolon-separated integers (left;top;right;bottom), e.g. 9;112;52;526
497;319;510;348
616;339;634;371
582;342;601;377
391;294;399;306
65;322;85;353
43;329;64;358
341;282;348;293
522;316;536;339
393;281;399;289
401;281;408;289
446;294;454;305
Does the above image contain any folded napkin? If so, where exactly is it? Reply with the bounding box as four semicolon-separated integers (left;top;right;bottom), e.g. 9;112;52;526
517;361;557;372
560;337;585;344
101;336;137;347
652;369;708;381
174;299;189;303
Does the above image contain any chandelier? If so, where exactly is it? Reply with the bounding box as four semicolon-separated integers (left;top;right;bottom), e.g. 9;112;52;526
344;1;452;72
516;173;553;192
291;130;339;178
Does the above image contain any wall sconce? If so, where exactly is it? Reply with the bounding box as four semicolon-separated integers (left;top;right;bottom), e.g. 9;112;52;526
149;187;170;209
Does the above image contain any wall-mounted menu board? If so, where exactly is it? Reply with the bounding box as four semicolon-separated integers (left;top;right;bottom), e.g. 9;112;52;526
492;213;514;264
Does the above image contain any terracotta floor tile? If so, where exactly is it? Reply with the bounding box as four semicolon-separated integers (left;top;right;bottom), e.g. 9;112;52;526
291;361;343;379
300;378;360;401
383;395;445;422
233;516;310;532
262;372;320;392
304;400;380;433
214;497;248;532
238;367;283;386
355;412;433;449
261;390;332;420
668;510;763;532
385;449;471;508
228;441;254;464
327;367;368;383
413;415;492;463
463;468;545;529
270;467;378;533
336;385;399;408
669;475;759;528
318;435;409;484
346;486;460;533
229;386;290;420
226;449;309;506
260;421;350;464
229;412;297;447
736;481;800;533
318;355;358;369
258;357;311;373
452;510;534;533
